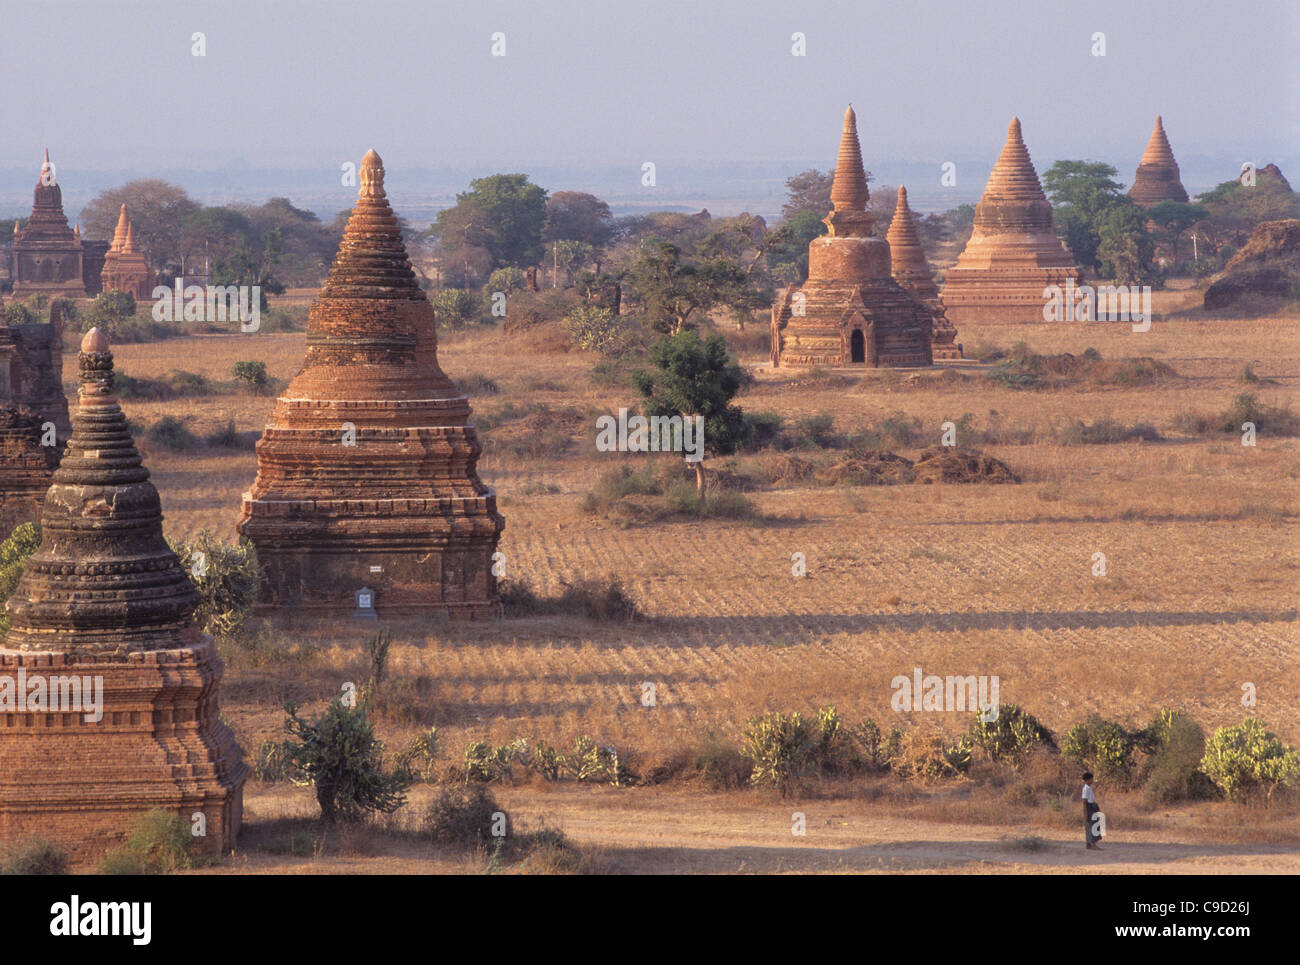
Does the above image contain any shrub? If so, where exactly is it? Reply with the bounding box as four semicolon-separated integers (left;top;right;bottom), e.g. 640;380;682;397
1141;709;1216;803
392;727;440;784
100;810;201;875
564;304;624;355
148;415;196;451
168;532;261;638
281;698;410;823
230;360;269;394
5;303;36;325
568;735;636;786
485;267;528;295
454;373;499;396
499;577;642;622
850;720;898;772
968;704;1056;763
1057;417;1161;445
0;522;41;636
797;413;837;448
432;288;477;329
895;725;973;779
740;710;818;794
1062;716;1142;786
1;839;69;875
530;739;566;781
426;784;503;846
82;289;137;336
48;297;78;326
464;739;526;783
688;741;753;789
1200;718;1300;802
742;410;784;449
251;739;291;782
205;419;251;449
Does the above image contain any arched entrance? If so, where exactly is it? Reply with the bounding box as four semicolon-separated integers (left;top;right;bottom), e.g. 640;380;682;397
850;328;865;363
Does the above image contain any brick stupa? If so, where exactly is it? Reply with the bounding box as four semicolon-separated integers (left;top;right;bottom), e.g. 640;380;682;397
941;118;1083;325
238;150;504;618
100;204;155;298
887;185;961;360
771;108;934;367
1128;116;1189;208
0;329;246;861
11;150;87;299
0;302;71;532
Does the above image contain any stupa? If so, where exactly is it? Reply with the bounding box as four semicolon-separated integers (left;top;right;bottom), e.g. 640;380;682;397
11;150;87;299
238;150;504;618
100;205;155;298
771;108;934;367
0;329;246;860
940;118;1083;325
887;185;961;359
0;301;71;532
1128;116;1189;207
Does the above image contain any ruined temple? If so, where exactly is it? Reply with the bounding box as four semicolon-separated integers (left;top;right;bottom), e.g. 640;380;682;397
0;329;246;860
771;108;934;367
887;185;961;359
0;302;71;532
1128;116;1189;208
100;205;155;298
941;118;1083;325
11;150;87;299
238;150;504;619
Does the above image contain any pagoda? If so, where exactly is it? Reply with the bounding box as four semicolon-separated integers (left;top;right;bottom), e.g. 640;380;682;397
0;329;246;860
887;185;961;359
238;150;504;618
940;118;1083;324
11;150;87;299
100;205;155;298
1128;116;1189;207
771;107;934;367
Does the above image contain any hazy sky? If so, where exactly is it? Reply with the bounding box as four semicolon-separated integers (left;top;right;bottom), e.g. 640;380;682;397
5;0;1296;185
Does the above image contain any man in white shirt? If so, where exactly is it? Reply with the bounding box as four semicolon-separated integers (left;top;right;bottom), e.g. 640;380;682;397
1082;772;1103;849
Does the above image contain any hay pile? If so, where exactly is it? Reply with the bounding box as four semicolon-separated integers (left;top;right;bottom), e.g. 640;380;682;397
912;446;1021;484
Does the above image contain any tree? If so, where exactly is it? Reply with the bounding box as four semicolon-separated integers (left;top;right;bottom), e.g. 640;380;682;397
79;180;200;270
781;169;833;219
83;290;137;336
1147;201;1208;265
230;360;269;394
282;698;410;823
633;330;750;496
630;240;750;335
1042;161;1127;271
543;191;614;250
432;173;547;271
766;210;827;284
1097;201;1161;286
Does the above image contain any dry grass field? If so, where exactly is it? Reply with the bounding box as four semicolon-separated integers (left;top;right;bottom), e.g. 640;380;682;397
98;286;1300;874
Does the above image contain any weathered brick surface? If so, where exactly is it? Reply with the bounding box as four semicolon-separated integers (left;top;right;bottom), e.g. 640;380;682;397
238;151;504;619
887;185;961;360
1129;116;1189;208
0;329;246;860
941;118;1083;325
771;108;935;369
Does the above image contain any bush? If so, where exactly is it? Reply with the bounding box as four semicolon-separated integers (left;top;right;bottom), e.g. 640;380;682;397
968;704;1056;763
1200;718;1300;802
1;839;69;875
281;698;410;823
425;784;503;846
850;720;899;773
1142;709;1216;803
148;415;196;451
568;735;636;786
82;289;137;336
564;304;624;355
230;360;269;394
168;533;261;638
432;288;477;329
1062;716;1142;786
742;410;784;449
5;303;36;326
100;810;202;875
464;739;526;783
1057;417;1161;445
485;267;528;295
499;577;642;622
688;741;754;789
894;725;973;779
740;710;819;794
0;522;41;637
530;739;566;781
205;419;253;449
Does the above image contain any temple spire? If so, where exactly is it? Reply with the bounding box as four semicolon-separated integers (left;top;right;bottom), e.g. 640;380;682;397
111;203;130;252
1129;115;1189;206
829;106;870;212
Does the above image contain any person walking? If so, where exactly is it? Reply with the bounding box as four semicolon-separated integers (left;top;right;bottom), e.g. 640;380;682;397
1082;772;1104;850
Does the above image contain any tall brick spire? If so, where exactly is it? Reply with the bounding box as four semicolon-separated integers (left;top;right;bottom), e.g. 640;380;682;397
1129;116;1189;207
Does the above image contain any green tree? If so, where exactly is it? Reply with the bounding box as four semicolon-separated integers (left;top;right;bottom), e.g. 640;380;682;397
766;210;827;284
432;173;548;271
543;191;614;250
1200;718;1300;803
167;533;261;638
1097;201;1162;286
633;330;750;496
82;290;137;336
630;240;750;335
1042;160;1127;270
781;169;836;219
0;523;41;637
282;698;410;823
1146;201;1208;265
230;360;269;394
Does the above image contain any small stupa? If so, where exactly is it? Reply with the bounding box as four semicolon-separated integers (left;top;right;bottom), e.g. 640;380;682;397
0;329;246;860
887;186;960;359
100;204;155;299
941;118;1083;324
1128;116;1189;207
771;108;934;367
238;150;504;618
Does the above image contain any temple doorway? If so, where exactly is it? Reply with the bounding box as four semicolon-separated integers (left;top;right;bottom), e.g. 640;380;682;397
850;329;865;363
